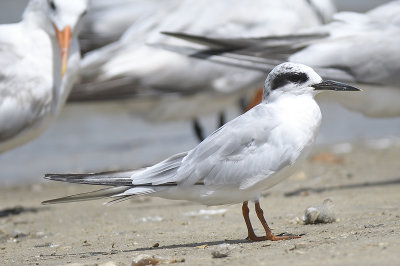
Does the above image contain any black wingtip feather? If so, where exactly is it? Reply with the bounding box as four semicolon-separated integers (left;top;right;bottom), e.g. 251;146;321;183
44;173;88;181
41;186;131;205
161;31;242;50
43;170;136;186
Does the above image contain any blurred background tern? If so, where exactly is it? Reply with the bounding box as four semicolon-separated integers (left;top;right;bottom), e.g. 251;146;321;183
68;0;336;141
160;0;400;118
0;0;88;153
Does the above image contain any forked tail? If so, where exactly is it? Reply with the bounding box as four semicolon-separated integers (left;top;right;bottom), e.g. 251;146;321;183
42;170;138;204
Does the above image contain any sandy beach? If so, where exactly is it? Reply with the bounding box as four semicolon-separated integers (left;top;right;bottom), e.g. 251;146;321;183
1;1;400;265
1;140;399;266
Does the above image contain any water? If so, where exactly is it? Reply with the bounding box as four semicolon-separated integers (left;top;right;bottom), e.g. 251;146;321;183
0;0;399;185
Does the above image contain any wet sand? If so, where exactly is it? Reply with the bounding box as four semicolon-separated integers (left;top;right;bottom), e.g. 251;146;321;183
0;140;399;265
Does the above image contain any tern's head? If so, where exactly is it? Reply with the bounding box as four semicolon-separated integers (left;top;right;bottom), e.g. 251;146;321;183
23;0;88;37
23;0;88;76
262;62;360;102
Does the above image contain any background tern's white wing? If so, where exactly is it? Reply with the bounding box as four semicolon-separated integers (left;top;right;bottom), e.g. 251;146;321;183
289;12;400;86
366;0;400;24
79;0;176;52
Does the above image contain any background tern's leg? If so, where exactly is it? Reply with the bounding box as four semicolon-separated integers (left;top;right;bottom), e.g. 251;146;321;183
192;118;205;142
192;111;227;142
218;112;226;127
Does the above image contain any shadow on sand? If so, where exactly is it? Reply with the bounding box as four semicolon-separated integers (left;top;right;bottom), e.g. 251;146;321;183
38;238;251;260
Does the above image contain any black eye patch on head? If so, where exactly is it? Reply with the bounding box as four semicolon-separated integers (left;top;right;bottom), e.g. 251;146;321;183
271;72;309;91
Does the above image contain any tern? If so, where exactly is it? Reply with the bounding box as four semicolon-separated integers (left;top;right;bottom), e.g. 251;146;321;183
0;0;88;153
79;0;334;52
43;63;360;241
160;1;400;117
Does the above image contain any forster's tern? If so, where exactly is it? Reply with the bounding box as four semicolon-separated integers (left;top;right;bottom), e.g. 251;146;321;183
44;63;360;241
161;1;400;117
69;0;335;141
0;0;88;153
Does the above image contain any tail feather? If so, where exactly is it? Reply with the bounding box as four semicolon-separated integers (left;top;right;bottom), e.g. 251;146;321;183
42;186;132;204
104;195;135;206
43;154;188;205
44;169;138;186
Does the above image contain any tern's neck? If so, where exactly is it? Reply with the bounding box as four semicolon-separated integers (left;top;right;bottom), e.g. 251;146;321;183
263;90;315;104
261;92;321;128
264;93;322;142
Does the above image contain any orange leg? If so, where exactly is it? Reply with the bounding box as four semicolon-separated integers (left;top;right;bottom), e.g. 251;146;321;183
242;201;265;241
242;201;301;241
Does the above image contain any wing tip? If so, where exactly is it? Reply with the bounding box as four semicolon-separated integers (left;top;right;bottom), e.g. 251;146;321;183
41;196;77;205
43;173;56;180
41;199;57;205
161;31;184;37
41;187;132;205
43;173;83;182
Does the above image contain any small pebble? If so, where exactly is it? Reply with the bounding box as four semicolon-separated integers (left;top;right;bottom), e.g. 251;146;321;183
82;240;91;246
168;258;185;263
211;243;233;258
211;251;228;258
100;261;124;266
131;254;184;265
288;216;301;224
295;242;307;249
131;254;160;266
303;199;336;224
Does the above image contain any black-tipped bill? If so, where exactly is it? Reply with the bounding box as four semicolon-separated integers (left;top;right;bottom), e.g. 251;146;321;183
313;80;361;91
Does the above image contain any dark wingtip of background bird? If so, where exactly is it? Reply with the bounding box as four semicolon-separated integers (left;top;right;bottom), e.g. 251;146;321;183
161;31;245;50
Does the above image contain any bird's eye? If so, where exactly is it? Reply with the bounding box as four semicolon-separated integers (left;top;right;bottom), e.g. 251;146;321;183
48;0;56;11
287;73;308;83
